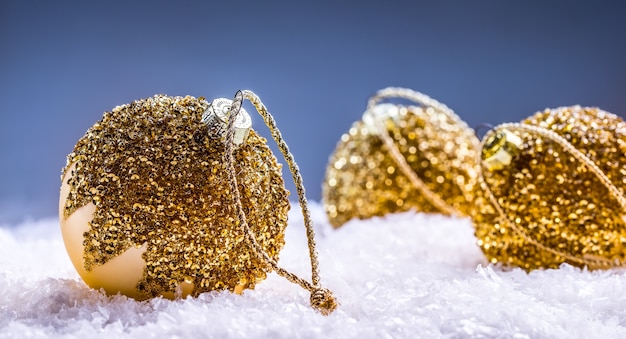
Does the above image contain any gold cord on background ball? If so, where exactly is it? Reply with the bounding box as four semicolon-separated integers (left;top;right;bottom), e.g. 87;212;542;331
475;106;626;270
323;87;482;228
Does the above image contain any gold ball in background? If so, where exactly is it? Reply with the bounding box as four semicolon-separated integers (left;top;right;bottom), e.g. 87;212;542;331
59;95;290;300
474;106;626;270
322;102;482;228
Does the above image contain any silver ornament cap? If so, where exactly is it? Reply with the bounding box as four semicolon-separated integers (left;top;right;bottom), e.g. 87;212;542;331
362;103;401;135
202;98;252;146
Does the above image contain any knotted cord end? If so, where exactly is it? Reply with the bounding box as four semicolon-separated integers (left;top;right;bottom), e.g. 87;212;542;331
310;288;338;316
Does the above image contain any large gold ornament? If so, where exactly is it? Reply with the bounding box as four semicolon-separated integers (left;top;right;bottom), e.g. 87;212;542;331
475;105;626;270
323;87;482;228
60;91;336;314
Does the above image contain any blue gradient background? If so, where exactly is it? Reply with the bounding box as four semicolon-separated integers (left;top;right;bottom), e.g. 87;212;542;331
1;1;625;223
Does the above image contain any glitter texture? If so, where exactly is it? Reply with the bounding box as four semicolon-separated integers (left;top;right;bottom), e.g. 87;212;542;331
61;95;290;299
475;106;626;270
322;104;481;228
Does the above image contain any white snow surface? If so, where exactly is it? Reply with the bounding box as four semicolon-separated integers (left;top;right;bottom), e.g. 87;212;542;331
2;203;626;338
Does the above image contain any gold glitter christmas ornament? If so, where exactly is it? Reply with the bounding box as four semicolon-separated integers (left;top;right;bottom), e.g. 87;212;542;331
474;105;626;270
323;87;482;228
59;90;337;315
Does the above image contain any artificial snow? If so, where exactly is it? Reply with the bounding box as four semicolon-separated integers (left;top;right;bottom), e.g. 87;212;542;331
1;203;626;338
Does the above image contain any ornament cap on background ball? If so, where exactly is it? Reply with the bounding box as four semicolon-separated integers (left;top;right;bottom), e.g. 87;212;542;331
481;129;522;171
362;103;401;134
59;90;336;315
323;87;482;228
474;105;626;271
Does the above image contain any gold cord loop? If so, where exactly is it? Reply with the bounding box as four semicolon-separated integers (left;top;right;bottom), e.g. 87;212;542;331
365;87;479;217
223;90;337;315
478;122;626;268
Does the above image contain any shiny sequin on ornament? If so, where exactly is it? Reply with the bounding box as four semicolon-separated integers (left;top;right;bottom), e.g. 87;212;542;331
475;105;626;270
323;87;482;228
60;94;290;299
